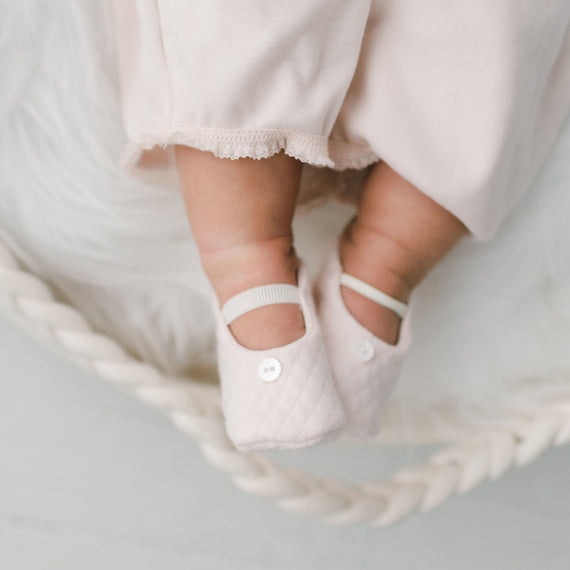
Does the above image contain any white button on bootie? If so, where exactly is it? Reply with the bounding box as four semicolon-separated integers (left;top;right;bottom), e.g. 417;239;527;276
211;257;346;452
313;241;413;440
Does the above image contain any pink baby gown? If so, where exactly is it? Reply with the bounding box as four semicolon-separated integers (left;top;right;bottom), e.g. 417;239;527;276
111;0;570;241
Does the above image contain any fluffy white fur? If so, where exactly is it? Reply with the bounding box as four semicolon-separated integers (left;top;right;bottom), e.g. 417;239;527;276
1;1;570;424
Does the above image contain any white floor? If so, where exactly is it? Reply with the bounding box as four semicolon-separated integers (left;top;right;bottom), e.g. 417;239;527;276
0;312;569;570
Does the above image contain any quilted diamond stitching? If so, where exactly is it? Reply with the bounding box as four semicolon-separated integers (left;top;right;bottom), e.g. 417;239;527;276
315;242;411;437
214;258;345;449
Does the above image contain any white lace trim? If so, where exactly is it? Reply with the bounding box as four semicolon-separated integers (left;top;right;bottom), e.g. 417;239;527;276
119;127;379;172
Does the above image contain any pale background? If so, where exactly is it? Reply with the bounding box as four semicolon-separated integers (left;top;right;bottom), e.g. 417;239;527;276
2;2;570;567
1;312;568;570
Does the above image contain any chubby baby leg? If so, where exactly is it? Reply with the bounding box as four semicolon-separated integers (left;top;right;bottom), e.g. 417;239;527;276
340;161;468;344
175;147;305;350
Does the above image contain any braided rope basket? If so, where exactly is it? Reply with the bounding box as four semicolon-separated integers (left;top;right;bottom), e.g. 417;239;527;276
2;238;569;528
2;0;570;529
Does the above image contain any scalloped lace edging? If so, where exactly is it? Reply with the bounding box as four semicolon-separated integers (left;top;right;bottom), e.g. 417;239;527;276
119;127;379;172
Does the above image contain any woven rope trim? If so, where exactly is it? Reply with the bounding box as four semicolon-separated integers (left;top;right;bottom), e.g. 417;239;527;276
1;239;569;527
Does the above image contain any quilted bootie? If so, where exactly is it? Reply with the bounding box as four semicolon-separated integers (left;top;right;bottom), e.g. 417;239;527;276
211;257;346;452
313;241;413;439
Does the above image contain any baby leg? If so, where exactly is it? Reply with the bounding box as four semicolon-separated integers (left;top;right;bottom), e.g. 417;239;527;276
340;161;468;344
175;146;305;350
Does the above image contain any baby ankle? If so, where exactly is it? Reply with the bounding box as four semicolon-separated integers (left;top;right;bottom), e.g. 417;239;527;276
339;219;426;303
201;238;299;305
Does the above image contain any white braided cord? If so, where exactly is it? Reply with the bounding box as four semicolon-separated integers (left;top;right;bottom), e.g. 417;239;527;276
1;239;569;527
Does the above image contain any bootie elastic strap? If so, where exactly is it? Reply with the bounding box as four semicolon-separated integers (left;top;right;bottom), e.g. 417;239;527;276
340;272;408;319
221;283;301;325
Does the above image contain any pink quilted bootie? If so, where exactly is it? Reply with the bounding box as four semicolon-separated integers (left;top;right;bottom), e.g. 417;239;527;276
313;241;413;439
211;257;346;452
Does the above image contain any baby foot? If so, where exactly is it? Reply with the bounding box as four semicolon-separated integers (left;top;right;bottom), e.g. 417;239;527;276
201;238;306;350
214;255;346;451
314;234;412;440
229;301;306;350
338;217;412;345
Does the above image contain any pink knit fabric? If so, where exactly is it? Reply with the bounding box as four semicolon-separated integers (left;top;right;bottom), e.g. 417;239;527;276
111;0;570;241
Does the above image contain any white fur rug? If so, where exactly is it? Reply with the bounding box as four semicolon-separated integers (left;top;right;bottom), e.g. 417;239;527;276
2;0;570;426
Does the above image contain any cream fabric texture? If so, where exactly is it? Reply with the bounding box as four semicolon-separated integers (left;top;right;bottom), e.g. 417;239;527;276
112;0;570;241
314;240;413;439
212;258;346;452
